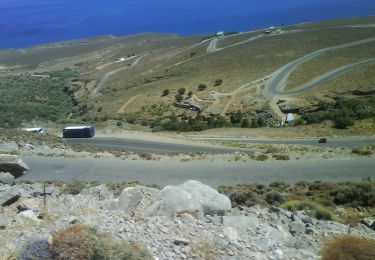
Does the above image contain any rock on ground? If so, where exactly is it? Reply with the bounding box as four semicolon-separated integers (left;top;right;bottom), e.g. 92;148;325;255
0;155;29;178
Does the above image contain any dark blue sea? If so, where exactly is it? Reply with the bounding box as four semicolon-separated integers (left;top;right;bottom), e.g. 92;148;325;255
0;0;374;49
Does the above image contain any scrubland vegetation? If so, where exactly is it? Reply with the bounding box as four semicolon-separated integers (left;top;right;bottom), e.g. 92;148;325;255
320;235;375;260
0;69;82;127
296;97;375;129
218;178;375;222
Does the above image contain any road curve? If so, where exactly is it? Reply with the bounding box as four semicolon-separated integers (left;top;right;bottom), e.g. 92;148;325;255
20;156;375;188
265;37;375;95
280;59;375;95
65;137;247;154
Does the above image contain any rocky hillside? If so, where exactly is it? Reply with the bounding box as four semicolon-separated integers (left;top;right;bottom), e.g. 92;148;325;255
1;180;375;259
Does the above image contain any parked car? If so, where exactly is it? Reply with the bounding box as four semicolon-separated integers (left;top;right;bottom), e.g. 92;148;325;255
63;126;95;138
318;138;327;143
22;127;44;134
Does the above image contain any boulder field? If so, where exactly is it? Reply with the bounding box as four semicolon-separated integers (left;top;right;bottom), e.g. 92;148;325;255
0;180;374;259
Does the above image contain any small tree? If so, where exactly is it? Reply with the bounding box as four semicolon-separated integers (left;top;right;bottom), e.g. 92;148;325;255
162;89;170;97
187;91;193;97
334;116;354;129
178;88;186;95
198;84;207;91
241;118;250;128
257;117;266;127
175;94;183;102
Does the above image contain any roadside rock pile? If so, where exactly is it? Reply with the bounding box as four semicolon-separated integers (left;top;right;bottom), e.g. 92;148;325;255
0;180;374;259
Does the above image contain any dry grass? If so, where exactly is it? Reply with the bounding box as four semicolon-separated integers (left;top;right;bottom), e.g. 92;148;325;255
321;235;375;260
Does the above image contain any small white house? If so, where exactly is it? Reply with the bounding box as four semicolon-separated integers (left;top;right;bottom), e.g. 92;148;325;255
216;31;224;37
286;113;294;123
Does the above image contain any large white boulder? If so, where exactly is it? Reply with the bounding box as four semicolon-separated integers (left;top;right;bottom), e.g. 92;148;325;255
146;180;231;218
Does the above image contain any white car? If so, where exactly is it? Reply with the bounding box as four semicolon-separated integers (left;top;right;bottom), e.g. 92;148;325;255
22;127;44;134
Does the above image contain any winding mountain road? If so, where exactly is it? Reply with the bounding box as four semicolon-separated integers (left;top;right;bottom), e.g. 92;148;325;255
280;59;375;95
265;37;375;95
92;55;144;97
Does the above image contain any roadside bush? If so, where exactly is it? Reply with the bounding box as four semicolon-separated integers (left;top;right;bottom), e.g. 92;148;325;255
265;191;285;206
272;154;290;160
255;154;268;161
331;180;375;207
352;148;373;156
60;181;89;195
334;116;354;129
18;238;53;260
223;189;265;207
281;200;336;221
51;224;152;260
269;181;290;192
320;235;375;260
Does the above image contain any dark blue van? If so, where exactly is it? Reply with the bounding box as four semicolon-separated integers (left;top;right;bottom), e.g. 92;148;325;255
63;126;95;138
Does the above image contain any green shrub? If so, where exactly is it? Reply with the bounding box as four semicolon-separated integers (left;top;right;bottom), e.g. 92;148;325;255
214;79;223;86
161;89;170;96
321;235;375;260
334;116;354;129
352;148;373;156
175;94;183;102
61;181;89;195
265;191;285;206
234;191;265;207
177;88;186;95
272;154;290;160
197;84;207;91
256;154;268;161
331;180;375;207
281;200;336;221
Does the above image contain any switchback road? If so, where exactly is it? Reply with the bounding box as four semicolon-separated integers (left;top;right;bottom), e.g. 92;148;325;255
265;37;375;95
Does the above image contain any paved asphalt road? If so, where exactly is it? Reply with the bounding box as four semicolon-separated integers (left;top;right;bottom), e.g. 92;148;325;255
65;137;244;154
265;37;375;95
20;157;375;188
281;59;375;95
194;137;375;148
65;136;375;154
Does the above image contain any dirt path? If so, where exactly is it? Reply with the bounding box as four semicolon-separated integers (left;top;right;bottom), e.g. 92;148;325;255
116;94;143;113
